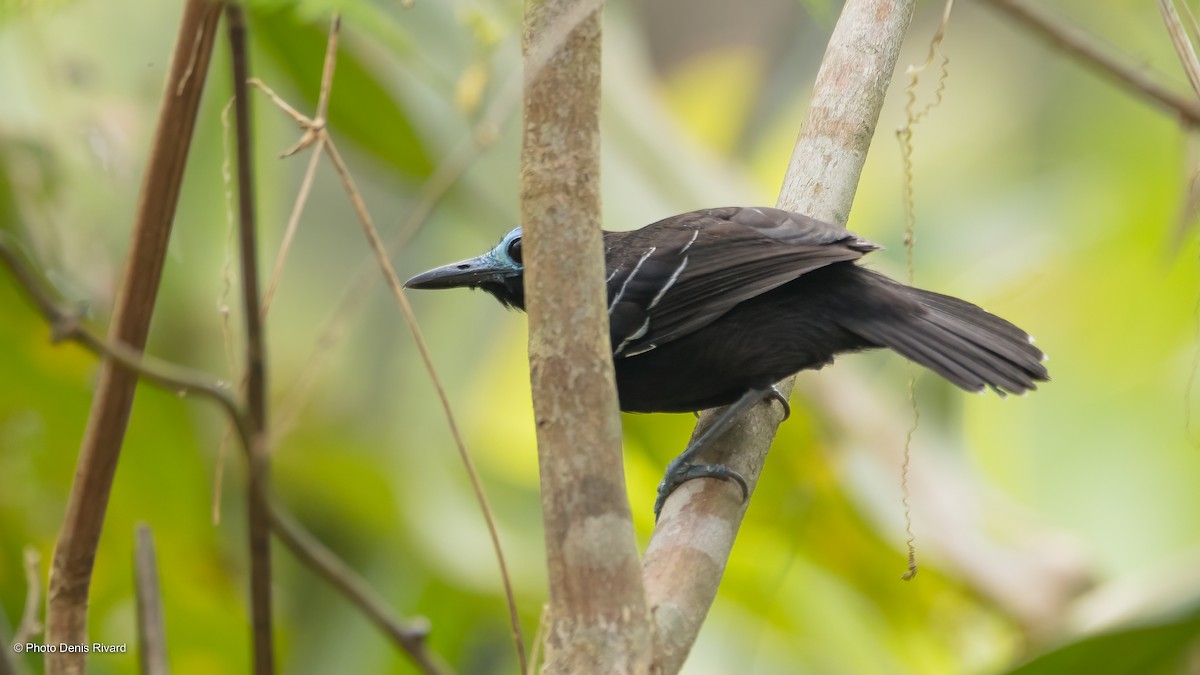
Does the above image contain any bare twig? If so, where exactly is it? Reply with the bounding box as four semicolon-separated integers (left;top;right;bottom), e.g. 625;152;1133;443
44;5;223;671
643;1;916;670
981;0;1200;126
273;101;513;441
214;98;240;526
1160;0;1200;97
526;603;549;675
267;510;449;674
251;68;527;670
133;525;170;675
0;237;253;448
261;15;341;315
14;547;42;647
269;9;568;441
224;6;275;673
326;134;528;670
0;237;450;674
1159;0;1200;240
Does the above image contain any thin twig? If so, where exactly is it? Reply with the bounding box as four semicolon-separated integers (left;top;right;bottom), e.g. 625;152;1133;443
525;603;548;675
250;74;527;671
214;97;239;526
0;236;255;467
13;547;42;647
267;510;450;674
325;135;528;671
982;0;1200;126
225;6;275;674
1158;1;1200;271
1160;0;1200;97
0;237;451;674
133;525;170;675
45;3;223;669
273;119;506;441
261;14;341;315
314;15;340;124
269;20;544;442
262;142;324;316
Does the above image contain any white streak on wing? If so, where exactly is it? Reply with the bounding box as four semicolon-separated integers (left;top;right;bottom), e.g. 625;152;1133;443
623;343;656;357
606;267;620;283
647;256;688;311
679;229;700;253
614;317;651;356
608;246;655;313
750;207;767;218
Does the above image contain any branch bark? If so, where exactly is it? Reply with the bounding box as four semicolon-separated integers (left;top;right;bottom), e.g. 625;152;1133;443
642;1;915;671
521;0;653;672
45;3;222;672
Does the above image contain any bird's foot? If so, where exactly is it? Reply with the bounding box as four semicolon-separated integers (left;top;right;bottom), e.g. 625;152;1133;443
766;386;790;421
653;462;748;521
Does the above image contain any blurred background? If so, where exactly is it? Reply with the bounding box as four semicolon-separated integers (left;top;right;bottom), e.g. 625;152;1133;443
2;0;1200;673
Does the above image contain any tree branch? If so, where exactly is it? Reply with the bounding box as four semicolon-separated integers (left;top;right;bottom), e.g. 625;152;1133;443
642;1;916;670
981;0;1200;126
267;510;450;674
224;5;275;673
44;3;223;672
521;0;653;672
0;236;449;674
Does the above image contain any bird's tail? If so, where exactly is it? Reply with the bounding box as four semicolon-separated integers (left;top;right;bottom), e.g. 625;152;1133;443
839;271;1049;396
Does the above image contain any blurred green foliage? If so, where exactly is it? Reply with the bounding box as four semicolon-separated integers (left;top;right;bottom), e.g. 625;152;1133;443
2;0;1200;673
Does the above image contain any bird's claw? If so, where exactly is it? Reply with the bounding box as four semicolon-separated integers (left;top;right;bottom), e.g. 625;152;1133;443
653;462;749;521
766;386;790;421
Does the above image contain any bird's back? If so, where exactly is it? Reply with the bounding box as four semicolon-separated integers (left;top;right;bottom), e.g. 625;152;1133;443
602;207;878;359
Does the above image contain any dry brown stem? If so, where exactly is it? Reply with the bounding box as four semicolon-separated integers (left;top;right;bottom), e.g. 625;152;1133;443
44;4;223;672
983;0;1200;125
224;5;275;672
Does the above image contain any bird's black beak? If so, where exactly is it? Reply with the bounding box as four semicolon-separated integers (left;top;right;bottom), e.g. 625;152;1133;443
404;254;512;290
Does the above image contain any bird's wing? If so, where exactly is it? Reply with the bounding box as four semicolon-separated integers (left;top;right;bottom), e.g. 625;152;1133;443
606;207;879;356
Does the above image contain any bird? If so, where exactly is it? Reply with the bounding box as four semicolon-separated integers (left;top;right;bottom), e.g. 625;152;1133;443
404;206;1048;517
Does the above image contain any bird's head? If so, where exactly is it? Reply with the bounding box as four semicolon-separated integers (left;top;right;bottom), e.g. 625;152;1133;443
403;227;526;309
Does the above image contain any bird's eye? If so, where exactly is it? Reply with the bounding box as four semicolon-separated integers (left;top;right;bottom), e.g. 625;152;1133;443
506;236;523;264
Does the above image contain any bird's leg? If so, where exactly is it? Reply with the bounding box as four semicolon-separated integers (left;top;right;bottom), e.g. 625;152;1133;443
654;386;786;520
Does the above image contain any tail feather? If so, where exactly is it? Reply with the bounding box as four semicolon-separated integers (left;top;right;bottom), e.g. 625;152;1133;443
841;274;1048;396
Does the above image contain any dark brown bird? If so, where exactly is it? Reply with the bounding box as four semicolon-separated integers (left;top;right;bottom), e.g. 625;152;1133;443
406;207;1048;515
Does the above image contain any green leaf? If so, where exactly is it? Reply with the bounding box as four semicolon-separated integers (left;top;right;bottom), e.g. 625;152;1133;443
251;6;433;180
1006;605;1200;675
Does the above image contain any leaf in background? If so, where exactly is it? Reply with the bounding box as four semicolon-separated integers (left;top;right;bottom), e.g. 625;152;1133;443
1006;604;1200;675
251;6;433;180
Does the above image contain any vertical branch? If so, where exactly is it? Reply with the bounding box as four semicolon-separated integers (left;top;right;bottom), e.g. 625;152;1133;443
133;525;170;675
45;3;223;673
225;5;275;674
521;0;652;673
642;1;915;671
